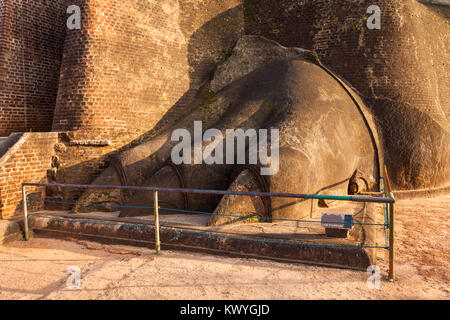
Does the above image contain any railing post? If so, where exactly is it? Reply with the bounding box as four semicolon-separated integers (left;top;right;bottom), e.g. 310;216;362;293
154;190;161;254
383;165;395;281
382;178;390;222
388;192;395;281
22;184;29;241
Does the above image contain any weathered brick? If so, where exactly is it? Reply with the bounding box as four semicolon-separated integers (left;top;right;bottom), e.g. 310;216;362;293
0;133;58;218
0;0;66;135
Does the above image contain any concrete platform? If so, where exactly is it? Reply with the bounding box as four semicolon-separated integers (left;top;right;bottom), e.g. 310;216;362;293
27;201;383;270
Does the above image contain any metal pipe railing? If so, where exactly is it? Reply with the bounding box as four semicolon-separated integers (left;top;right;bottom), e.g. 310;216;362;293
22;182;395;203
22;180;396;275
22;185;30;241
153;190;160;254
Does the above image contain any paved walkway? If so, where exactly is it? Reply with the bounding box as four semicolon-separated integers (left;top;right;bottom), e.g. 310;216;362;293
0;197;448;299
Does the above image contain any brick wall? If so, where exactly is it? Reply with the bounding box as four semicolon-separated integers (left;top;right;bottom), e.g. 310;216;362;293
245;0;449;126
49;0;244;198
244;0;449;189
0;1;5;46
0;0;66;136
53;0;244;139
47;129;147;206
50;0;448;190
0;132;58;219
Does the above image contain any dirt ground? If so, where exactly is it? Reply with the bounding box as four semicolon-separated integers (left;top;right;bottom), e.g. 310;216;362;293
0;197;448;300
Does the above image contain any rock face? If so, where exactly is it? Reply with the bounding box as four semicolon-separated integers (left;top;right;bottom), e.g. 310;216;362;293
208;169;266;226
210;35;315;93
78;36;381;223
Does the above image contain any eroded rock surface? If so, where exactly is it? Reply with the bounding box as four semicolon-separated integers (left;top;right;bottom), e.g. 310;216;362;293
210;35;315;93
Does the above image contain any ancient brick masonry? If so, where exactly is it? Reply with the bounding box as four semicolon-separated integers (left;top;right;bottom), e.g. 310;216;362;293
0;0;448;219
0;2;5;43
0;133;58;218
49;0;448;190
0;0;66;136
53;0;244;138
49;0;245;203
0;0;246;217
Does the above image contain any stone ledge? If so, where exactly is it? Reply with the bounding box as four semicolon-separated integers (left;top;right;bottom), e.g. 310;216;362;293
393;185;450;200
0;219;23;244
29;213;375;270
68;140;111;147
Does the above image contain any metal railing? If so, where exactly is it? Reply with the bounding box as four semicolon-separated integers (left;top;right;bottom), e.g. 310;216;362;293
22;179;396;280
382;165;395;281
